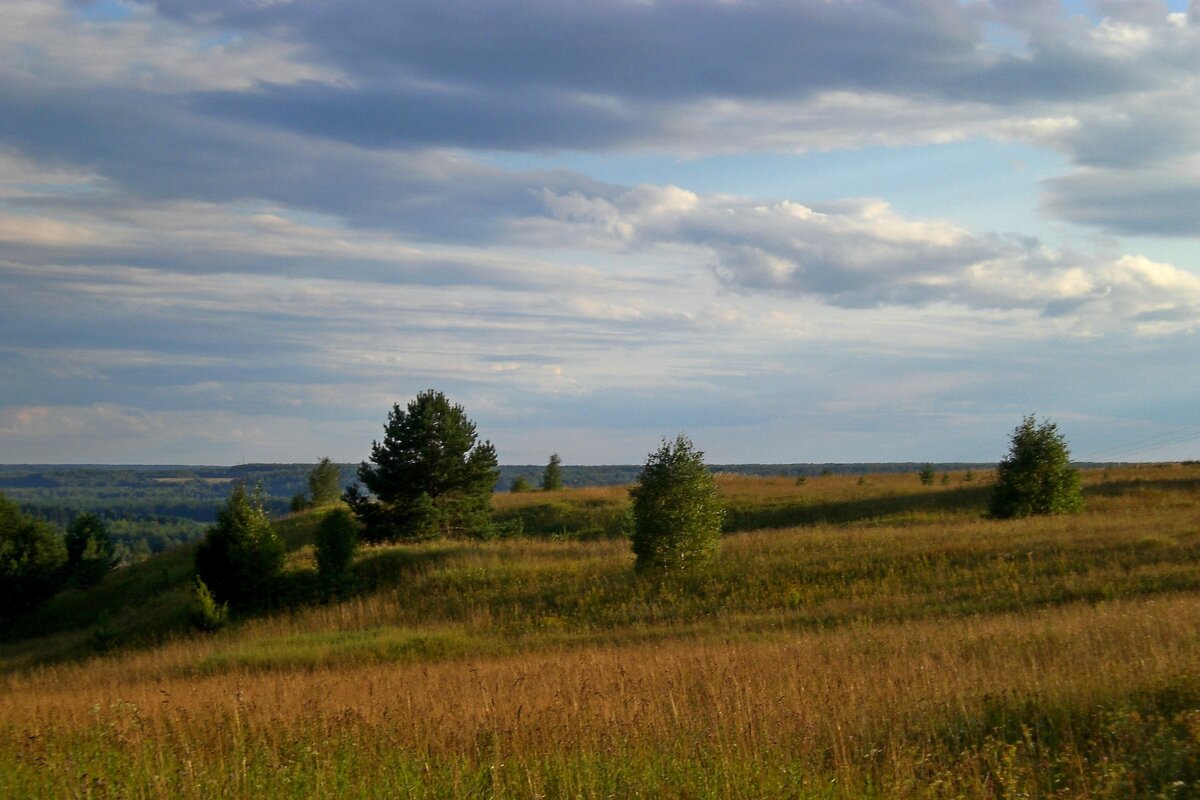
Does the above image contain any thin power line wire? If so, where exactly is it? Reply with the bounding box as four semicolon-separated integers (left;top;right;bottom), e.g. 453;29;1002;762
1081;424;1200;462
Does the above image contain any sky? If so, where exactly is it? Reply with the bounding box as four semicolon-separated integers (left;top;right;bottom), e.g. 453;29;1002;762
1;0;1199;465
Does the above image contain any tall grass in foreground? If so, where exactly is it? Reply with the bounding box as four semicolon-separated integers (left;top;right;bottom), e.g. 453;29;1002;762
4;597;1200;797
3;464;1200;797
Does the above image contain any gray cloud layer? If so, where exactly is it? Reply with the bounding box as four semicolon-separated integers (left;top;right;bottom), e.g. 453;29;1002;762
3;1;1196;239
2;1;1199;462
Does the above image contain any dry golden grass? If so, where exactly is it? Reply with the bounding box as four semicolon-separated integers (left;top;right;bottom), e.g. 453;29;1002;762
7;593;1197;751
5;595;1199;797
491;483;629;511
4;463;1200;797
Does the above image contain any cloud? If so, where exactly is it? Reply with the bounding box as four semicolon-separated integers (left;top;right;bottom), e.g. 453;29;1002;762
1;0;1197;241
537;184;1200;331
4;0;332;91
2;0;1199;464
1041;159;1200;237
150;0;979;99
0;401;373;462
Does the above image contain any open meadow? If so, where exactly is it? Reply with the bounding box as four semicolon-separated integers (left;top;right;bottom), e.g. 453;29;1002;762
3;465;1200;798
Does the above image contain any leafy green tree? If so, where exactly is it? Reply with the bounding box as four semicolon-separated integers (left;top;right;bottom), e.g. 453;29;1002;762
541;453;564;491
990;415;1084;519
510;476;533;493
315;508;358;588
345;390;499;541
630;435;725;573
0;492;67;613
65;512;116;586
194;484;284;607
307;457;343;507
288;458;343;512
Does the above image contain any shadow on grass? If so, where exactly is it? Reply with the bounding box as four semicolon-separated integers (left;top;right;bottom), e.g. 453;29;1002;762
348;544;462;590
1085;477;1200;498
723;485;992;532
721;474;1200;533
492;501;629;540
0;543;199;645
0;513;479;667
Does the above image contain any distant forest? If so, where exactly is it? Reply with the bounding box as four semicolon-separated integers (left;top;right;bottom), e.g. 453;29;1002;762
0;461;1003;564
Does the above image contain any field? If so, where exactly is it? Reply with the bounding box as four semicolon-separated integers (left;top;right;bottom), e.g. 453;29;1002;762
3;466;1200;798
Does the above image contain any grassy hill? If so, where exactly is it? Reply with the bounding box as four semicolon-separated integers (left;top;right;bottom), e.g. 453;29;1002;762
3;465;1200;797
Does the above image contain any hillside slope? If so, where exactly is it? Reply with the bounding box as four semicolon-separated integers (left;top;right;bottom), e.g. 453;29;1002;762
4;465;1200;797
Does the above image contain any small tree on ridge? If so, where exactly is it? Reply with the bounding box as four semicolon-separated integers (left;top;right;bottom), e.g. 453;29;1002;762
307;457;343;507
542;453;563;491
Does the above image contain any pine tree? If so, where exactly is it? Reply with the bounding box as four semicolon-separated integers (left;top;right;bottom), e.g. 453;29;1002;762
345;391;499;541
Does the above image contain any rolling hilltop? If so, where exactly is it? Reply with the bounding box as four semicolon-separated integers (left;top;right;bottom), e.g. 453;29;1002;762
0;462;999;562
3;464;1200;797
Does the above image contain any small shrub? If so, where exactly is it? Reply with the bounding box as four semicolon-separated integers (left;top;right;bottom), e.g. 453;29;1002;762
88;611;120;652
491;517;525;538
630;435;724;573
190;576;228;632
510;476;533;493
919;464;935;485
315;509;359;587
